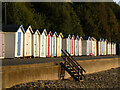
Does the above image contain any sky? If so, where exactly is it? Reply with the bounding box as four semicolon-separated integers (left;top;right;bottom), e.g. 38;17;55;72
113;0;120;3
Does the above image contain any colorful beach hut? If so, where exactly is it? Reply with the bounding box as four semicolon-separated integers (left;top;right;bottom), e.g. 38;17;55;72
82;36;91;56
33;29;40;57
52;31;58;57
101;38;104;55
40;29;47;57
94;39;97;56
66;34;71;54
2;25;25;58
0;32;5;59
57;33;64;57
24;25;33;57
71;35;75;56
104;39;107;55
79;36;83;56
90;37;95;56
75;35;79;56
46;31;53;57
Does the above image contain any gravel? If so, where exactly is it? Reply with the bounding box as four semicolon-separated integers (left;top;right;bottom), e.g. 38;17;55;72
6;67;120;89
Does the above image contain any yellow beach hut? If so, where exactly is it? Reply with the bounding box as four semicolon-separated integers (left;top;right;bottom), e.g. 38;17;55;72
57;33;63;57
104;39;107;55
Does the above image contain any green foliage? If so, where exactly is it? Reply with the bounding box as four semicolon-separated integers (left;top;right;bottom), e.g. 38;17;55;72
2;2;120;42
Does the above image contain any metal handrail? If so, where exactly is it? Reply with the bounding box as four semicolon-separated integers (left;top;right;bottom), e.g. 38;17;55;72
61;50;80;71
65;50;86;73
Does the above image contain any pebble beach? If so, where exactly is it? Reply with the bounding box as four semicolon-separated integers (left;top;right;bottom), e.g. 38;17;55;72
6;67;120;89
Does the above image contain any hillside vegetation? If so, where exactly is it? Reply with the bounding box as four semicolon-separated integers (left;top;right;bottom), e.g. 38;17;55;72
2;2;120;42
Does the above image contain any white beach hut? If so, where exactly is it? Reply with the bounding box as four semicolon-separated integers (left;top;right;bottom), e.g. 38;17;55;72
33;29;40;57
75;35;79;56
0;32;5;59
24;25;34;57
2;25;25;58
39;29;47;57
79;36;83;56
52;31;58;57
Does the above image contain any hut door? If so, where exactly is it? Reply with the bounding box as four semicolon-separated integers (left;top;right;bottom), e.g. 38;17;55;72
87;40;89;55
41;35;44;56
53;36;55;55
0;33;4;57
48;35;50;56
35;34;38;56
75;40;77;55
17;32;21;56
26;33;30;55
79;40;81;55
71;39;73;54
67;38;69;53
58;37;60;54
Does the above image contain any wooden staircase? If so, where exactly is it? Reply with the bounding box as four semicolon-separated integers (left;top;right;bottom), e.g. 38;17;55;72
60;49;86;81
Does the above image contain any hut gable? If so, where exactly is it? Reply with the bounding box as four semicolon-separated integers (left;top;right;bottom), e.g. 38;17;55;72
79;36;83;40
25;25;33;34
72;35;75;39
48;31;53;36
75;35;79;40
53;32;58;37
68;34;71;39
33;29;40;35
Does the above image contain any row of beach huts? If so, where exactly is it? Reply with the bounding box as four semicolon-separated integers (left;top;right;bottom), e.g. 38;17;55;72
0;24;118;59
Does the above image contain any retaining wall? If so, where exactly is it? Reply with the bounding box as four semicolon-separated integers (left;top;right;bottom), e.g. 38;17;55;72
1;58;120;89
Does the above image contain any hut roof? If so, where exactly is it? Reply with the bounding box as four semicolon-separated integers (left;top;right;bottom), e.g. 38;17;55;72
2;24;25;32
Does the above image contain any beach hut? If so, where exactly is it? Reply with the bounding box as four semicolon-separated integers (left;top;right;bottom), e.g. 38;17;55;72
0;32;5;59
57;33;64;57
52;32;58;57
24;25;33;57
71;35;75;56
96;38;102;56
33;29;40;57
40;29;47;57
106;42;109;55
82;36;91;56
111;42;114;55
66;34;71;54
2;25;25;58
109;42;112;55
104;39;107;55
46;31;53;57
114;42;116;55
90;37;95;56
107;42;110;55
75;35;79;56
62;34;67;55
79;36;83;56
101;38;104;55
94;39;97;56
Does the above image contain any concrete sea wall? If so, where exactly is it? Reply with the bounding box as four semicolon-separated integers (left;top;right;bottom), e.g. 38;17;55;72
1;58;120;89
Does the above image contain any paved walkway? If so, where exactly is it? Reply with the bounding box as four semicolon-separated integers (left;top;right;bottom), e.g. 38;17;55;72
1;55;120;66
